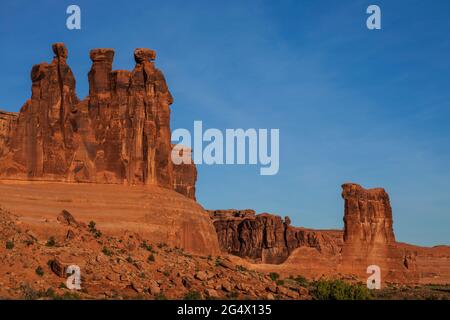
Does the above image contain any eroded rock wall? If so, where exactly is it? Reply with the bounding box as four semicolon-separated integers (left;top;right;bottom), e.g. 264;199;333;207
0;43;193;199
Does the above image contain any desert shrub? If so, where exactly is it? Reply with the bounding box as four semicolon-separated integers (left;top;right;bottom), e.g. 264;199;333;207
141;241;154;252
5;240;14;250
215;257;222;267
126;256;134;263
147;254;155;262
183;290;202;300
227;290;239;299
311;279;372;300
155;293;167;300
293;275;309;287
276;279;285;286
88;221;96;231
88;221;102;238
45;236;56;247
35;266;44;277
102;247;112;256
269;272;280;281
157;242;167;249
236;265;247;272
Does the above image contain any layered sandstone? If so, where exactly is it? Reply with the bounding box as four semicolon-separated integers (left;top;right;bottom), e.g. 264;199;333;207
209;209;342;264
210;184;450;284
0;43;194;199
0;181;219;256
0;111;17;157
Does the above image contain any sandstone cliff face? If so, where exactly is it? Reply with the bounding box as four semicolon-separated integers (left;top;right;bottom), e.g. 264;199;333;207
209;209;341;264
172;146;197;201
342;183;395;245
210;184;450;284
0;111;17;158
0;43;194;199
339;183;416;282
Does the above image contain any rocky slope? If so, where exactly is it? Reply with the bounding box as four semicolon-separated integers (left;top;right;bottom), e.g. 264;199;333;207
0;207;310;300
0;181;219;256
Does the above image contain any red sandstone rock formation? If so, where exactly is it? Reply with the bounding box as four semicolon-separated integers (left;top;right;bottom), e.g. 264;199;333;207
342;183;395;245
0;111;17;158
172;147;197;201
339;183;418;282
210;184;450;284
209;209;341;264
0;43;194;199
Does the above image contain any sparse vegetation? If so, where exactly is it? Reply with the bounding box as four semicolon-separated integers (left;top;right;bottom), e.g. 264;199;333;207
269;272;280;281
157;242;167;249
147;253;155;262
5;240;14;250
102;247;113;256
236;265;247;272
141;241;154;252
88;221;102;238
45;236;56;247
311;279;372;300
291;275;309;287
215;257;222;267
155;293;167;300
276;279;285;286
35;266;44;277
226;290;239;299
183;290;202;300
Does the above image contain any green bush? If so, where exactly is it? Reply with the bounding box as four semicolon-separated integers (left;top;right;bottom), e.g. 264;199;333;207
155;293;167;300
35;266;44;277
88;221;96;231
6;240;14;250
269;272;280;281
183;290;202;300
45;237;56;247
141;241;154;252
102;247;112;256
147;254;155;262
293;275;309;287
311;279;372;300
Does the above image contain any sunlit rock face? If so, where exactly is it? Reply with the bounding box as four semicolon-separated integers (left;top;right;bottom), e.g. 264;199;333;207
0;43;194;199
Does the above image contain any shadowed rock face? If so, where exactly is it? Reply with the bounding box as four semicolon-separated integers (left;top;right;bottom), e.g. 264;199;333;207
0;43;194;199
208;209;342;264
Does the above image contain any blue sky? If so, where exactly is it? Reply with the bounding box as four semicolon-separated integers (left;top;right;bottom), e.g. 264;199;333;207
0;0;449;246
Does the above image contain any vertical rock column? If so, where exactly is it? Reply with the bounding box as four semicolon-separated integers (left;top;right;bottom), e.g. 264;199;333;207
339;183;416;283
